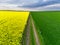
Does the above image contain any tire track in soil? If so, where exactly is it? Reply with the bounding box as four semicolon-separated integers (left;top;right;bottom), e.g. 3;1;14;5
31;16;40;45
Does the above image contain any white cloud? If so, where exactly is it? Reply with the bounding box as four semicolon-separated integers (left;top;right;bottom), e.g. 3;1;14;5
18;0;40;6
0;0;60;11
43;0;48;2
0;3;60;11
33;3;60;11
0;3;18;9
0;0;40;7
43;0;53;2
0;0;12;2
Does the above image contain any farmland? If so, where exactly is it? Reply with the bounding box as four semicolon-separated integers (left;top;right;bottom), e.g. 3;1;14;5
31;11;60;45
0;11;29;45
1;11;60;45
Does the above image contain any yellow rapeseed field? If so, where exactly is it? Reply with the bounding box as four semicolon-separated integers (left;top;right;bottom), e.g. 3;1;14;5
0;11;29;45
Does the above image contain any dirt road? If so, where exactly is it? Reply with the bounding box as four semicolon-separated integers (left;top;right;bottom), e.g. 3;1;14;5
26;15;30;45
31;16;40;45
22;15;40;45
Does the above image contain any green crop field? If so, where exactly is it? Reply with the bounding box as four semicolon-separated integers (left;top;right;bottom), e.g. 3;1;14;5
31;11;60;45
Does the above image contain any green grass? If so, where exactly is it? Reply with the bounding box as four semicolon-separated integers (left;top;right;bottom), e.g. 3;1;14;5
30;18;36;45
32;18;45;45
31;11;60;45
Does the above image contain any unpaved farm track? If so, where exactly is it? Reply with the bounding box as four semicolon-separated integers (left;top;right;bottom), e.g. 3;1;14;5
22;15;40;45
22;15;30;45
26;15;30;45
31;16;40;45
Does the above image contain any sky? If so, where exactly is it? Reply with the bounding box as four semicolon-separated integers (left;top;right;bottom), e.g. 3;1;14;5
0;0;60;11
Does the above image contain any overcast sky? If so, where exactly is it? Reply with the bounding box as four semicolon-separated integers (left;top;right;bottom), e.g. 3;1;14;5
0;0;60;10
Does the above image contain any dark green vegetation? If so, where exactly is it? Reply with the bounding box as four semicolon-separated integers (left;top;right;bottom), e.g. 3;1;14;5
21;26;27;45
31;11;60;45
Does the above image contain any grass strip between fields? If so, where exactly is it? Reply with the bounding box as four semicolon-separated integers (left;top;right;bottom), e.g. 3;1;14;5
31;15;45;45
30;17;36;45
